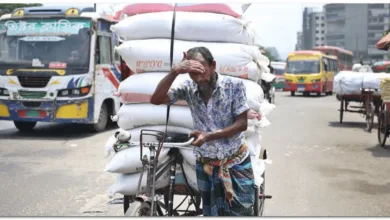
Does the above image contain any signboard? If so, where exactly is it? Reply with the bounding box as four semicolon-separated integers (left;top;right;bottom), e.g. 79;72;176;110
0;19;91;36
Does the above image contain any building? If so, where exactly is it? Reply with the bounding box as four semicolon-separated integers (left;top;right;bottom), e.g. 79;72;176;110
295;31;303;50
324;3;390;63
367;4;390;62
301;7;326;50
313;11;326;47
301;7;314;50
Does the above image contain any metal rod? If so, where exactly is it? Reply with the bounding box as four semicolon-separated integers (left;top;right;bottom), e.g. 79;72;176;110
167;158;177;216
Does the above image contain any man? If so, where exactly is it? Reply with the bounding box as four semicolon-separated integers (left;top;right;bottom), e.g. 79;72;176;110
150;47;255;216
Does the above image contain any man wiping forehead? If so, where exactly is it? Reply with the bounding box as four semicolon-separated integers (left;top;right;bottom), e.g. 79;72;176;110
150;46;255;216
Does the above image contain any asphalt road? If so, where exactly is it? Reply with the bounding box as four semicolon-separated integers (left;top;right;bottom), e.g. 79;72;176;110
1;92;390;216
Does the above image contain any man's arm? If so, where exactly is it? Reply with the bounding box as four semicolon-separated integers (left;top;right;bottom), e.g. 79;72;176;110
150;70;180;105
150;52;205;105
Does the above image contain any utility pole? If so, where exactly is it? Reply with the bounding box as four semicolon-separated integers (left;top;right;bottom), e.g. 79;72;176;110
94;3;96;12
356;33;359;63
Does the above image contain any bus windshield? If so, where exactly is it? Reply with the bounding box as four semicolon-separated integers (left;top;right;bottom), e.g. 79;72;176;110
0;18;91;72
273;68;285;75
286;60;320;74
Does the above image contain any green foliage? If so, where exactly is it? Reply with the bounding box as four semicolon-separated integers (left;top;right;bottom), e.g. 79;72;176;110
0;4;43;16
258;46;276;62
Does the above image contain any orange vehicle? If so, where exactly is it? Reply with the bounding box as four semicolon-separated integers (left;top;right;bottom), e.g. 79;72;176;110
312;46;353;71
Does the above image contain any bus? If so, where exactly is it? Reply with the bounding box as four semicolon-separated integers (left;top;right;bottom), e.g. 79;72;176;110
312;46;353;71
270;61;286;90
0;6;130;132
284;50;339;96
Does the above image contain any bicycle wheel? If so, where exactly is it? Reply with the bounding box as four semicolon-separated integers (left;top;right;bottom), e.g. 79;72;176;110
125;201;152;216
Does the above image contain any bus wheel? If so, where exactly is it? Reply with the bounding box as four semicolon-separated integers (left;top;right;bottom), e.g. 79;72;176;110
316;92;321;96
14;121;37;133
89;103;108;132
290;91;295;96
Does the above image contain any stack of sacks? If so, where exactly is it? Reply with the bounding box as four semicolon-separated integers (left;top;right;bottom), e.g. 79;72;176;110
352;64;373;73
334;71;390;96
333;71;364;95
105;4;275;197
380;78;390;101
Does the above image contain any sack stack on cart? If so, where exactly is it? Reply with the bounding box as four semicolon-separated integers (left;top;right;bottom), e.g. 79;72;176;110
334;71;390;96
104;3;276;198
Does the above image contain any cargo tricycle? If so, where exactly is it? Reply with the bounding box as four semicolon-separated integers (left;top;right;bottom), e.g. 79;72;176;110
338;88;382;132
113;129;271;216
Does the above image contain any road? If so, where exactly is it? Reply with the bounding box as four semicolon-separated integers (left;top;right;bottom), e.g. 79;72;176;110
1;92;390;216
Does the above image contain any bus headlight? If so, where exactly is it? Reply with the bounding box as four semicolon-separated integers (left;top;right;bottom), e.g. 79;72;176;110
0;88;9;96
58;86;91;97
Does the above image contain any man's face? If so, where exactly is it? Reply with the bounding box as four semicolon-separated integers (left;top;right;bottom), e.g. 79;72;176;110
188;53;216;85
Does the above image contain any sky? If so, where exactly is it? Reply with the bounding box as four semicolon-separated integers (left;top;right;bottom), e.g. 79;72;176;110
243;3;324;59
46;3;324;60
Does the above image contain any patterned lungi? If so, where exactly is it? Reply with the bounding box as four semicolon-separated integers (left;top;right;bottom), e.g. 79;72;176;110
195;145;255;216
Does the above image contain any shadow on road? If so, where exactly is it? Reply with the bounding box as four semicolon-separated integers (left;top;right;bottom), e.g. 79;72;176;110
0;123;118;141
366;145;390;158
282;93;332;99
328;121;369;130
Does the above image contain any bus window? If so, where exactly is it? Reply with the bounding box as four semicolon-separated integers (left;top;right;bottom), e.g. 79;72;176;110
328;59;332;71
113;34;120;62
98;36;112;64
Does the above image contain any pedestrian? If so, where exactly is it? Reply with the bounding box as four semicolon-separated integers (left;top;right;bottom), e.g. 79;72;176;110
150;46;255;216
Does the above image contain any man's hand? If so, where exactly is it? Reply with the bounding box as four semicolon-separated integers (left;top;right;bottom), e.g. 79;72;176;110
248;110;262;120
190;130;209;147
172;52;205;75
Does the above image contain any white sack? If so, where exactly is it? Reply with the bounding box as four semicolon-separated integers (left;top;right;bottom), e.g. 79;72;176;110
176;162;199;191
258;100;275;128
105;135;118;157
116;103;193;130
247;129;262;157
117;72;264;111
108;163;198;197
333;71;364;95
105;146;171;174
180;148;197;170
108;169;171;196
104;125;192;157
251;156;265;187
110;11;258;45
115;103;261;136
334;71;390;96
117;72;191;106
115;39;269;81
263;72;276;82
362;73;390;95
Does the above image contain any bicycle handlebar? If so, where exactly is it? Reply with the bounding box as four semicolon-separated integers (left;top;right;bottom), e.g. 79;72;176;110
128;137;196;149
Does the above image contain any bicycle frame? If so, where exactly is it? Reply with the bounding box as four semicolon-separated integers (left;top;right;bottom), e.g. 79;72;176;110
131;129;202;216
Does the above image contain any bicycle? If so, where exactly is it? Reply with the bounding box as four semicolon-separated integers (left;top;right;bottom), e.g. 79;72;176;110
114;129;270;216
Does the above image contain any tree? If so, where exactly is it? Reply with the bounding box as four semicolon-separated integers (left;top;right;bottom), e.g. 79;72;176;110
0;4;43;16
258;46;276;62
